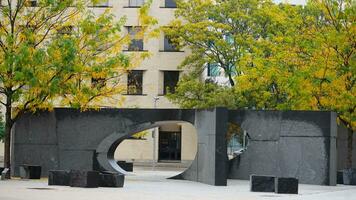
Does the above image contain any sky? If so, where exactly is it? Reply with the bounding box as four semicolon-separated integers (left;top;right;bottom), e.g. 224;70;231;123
273;0;306;5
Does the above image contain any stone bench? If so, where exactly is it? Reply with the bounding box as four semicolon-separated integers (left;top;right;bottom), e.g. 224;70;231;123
69;170;100;188
48;170;70;186
250;175;298;194
19;165;41;179
117;161;133;172
250;175;275;192
99;171;125;187
275;177;298;194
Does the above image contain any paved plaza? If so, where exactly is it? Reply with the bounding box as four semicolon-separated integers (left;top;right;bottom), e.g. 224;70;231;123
0;167;355;200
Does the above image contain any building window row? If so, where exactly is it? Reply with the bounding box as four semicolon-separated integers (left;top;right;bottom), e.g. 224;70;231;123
126;26;181;52
24;0;177;8
126;70;179;95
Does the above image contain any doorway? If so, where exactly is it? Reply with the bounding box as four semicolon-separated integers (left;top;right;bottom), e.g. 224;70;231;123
158;131;181;162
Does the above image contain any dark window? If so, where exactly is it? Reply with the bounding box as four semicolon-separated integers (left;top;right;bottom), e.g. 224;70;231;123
129;0;144;7
91;78;106;88
165;0;176;8
57;26;73;35
127;26;143;51
127;70;143;95
207;63;220;77
159;131;181;161
163;71;179;94
164;36;178;51
29;0;37;7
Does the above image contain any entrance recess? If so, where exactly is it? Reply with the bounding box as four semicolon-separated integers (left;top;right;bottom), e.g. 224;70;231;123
159;131;182;161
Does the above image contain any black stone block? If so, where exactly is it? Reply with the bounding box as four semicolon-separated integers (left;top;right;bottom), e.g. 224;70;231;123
69;170;99;188
48;170;70;186
337;170;344;184
343;169;356;185
99;171;125;187
0;167;4;174
275;177;298;194
250;175;275;192
117;161;133;172
19;165;41;179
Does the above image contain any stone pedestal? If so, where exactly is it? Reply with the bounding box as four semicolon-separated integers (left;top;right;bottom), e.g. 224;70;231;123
19;165;41;179
250;175;275;192
100;171;125;187
343;169;356;185
275;177;298;194
48;170;70;186
69;170;99;188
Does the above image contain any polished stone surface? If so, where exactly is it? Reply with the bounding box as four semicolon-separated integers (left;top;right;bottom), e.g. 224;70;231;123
250;175;275;192
275;177;298;194
48;170;70;186
69;170;99;188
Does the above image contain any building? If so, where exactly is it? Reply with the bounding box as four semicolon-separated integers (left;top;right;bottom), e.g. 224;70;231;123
88;0;197;166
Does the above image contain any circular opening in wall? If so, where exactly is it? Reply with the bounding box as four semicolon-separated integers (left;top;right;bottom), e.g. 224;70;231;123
227;123;249;160
113;122;198;181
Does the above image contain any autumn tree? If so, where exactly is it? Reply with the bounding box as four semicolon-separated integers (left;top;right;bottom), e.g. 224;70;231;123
0;0;157;173
164;0;285;87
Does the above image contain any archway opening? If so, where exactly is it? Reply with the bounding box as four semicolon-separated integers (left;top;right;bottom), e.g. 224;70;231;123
113;121;198;181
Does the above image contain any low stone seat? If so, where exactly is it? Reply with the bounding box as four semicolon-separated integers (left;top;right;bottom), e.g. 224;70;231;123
19;165;41;179
250;175;275;192
48;170;70;186
99;171;125;187
275;177;298;194
69;170;100;188
337;170;344;184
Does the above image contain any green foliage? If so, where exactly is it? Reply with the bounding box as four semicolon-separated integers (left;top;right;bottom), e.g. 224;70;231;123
167;0;355;132
167;76;239;109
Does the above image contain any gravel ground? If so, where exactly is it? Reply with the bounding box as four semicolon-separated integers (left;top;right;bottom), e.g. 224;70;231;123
0;168;355;200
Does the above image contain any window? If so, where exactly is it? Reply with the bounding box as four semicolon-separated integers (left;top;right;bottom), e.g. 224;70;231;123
91;78;106;88
127;26;144;51
29;0;37;7
163;71;179;94
128;0;144;7
207;63;220;77
57;26;73;35
92;0;109;7
164;0;176;8
127;70;143;95
164;35;178;51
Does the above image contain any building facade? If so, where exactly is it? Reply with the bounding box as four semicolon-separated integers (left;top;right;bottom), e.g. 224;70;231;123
90;0;197;165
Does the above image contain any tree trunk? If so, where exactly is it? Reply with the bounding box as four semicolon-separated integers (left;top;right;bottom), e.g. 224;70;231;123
346;128;353;169
228;74;235;87
3;100;13;171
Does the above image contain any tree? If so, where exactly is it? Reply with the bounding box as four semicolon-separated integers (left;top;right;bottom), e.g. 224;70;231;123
166;0;355;168
164;0;285;86
235;0;355;167
0;0;157;172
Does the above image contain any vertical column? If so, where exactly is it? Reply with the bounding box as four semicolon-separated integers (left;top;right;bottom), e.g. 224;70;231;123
173;108;228;186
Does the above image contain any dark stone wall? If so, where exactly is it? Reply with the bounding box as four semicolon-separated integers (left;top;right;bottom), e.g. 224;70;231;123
337;124;356;170
12;108;227;186
227;110;337;186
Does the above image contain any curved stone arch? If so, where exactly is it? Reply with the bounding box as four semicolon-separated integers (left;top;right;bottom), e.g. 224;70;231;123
96;121;194;175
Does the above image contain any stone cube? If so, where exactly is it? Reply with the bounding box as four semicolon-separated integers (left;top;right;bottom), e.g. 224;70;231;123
69;170;99;188
275;177;298;194
19;165;41;179
99;171;125;187
250;175;275;192
48;170;70;186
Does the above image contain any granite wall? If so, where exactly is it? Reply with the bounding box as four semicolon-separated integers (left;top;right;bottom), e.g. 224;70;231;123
227;110;337;186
